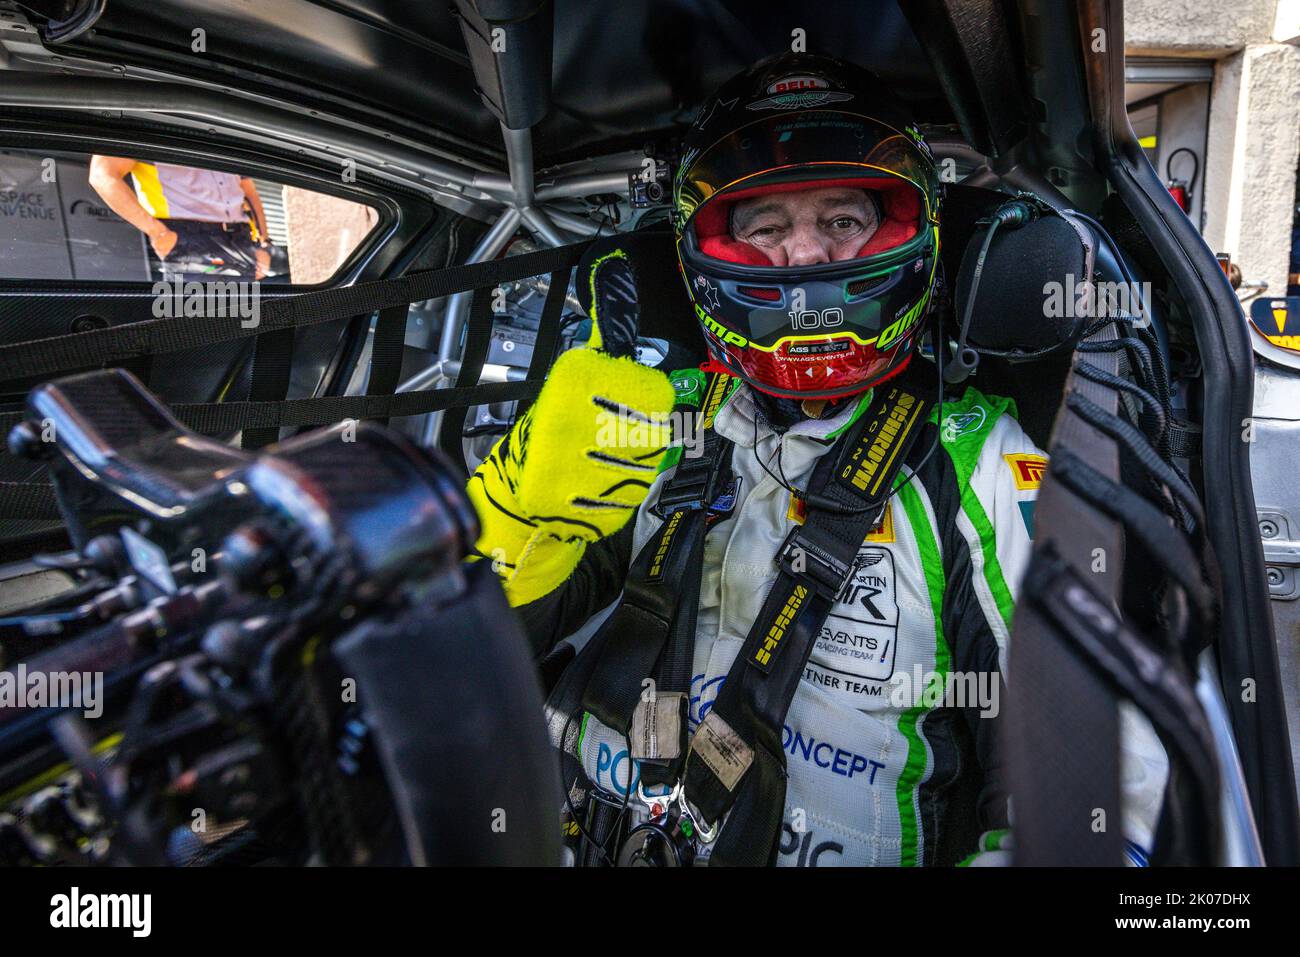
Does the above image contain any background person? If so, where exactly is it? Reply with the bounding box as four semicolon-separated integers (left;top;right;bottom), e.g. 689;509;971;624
88;156;270;281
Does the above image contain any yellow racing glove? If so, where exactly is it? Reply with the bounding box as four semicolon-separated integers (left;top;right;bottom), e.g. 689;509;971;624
468;248;675;606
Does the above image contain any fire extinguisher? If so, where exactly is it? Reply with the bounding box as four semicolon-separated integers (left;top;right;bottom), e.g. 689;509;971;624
1165;147;1199;215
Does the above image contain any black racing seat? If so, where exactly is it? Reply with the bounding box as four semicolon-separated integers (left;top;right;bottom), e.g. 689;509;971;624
947;187;1155;450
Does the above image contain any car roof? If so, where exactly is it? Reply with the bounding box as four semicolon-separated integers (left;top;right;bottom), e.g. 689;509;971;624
30;0;956;167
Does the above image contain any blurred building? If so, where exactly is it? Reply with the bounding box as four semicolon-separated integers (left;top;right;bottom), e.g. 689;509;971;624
282;186;379;285
1125;0;1300;297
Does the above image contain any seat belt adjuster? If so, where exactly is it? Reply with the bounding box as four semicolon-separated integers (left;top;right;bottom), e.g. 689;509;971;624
777;524;851;599
652;446;727;518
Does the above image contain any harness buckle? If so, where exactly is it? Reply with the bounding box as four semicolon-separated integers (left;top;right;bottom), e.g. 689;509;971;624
777;525;851;599
652;446;726;518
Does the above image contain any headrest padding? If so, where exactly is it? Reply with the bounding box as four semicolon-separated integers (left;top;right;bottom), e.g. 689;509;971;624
955;213;1091;358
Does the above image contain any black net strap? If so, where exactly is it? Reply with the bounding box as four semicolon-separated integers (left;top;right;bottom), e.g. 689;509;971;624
0;241;591;384
438;289;496;472
242;327;297;450
517;269;572;420
0;243;593;521
365;304;414;427
0;378;544;519
0;480;60;520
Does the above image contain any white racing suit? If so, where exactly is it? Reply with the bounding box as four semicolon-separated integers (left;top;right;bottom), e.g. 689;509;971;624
524;369;1169;866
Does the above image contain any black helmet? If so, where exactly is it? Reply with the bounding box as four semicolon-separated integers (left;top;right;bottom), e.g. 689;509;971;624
674;53;941;399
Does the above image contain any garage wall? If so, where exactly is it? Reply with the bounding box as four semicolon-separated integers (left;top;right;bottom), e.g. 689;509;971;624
1152;83;1209;232
1128;0;1300;298
1201;43;1300;296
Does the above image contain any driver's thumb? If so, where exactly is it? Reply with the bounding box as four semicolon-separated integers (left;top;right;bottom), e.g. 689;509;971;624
586;250;640;358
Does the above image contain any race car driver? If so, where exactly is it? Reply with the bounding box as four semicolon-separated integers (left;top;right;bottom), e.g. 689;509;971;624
468;52;1167;866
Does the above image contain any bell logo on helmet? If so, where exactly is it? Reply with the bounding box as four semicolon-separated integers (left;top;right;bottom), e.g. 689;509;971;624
767;75;829;94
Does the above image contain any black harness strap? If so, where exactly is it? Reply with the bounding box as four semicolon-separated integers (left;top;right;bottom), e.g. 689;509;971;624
242;327;297;449
0;241;592;384
648;384;737;717
580;508;708;747
364;304;413;427
579;375;733;778
683;366;932;865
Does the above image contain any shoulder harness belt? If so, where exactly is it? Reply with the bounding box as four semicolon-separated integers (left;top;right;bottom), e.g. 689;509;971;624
579;372;735;788
572;360;932;863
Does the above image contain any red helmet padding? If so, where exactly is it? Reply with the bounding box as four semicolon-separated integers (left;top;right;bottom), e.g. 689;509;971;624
694;176;922;266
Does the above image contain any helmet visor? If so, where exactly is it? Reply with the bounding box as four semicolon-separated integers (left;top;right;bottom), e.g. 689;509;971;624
677;111;938;228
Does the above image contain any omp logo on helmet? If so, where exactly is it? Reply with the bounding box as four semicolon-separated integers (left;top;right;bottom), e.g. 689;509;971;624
753;583;809;671
647;510;684;580
696;304;748;347
1004;453;1048;490
841;390;921;495
748;75;853;111
876;290;929;351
